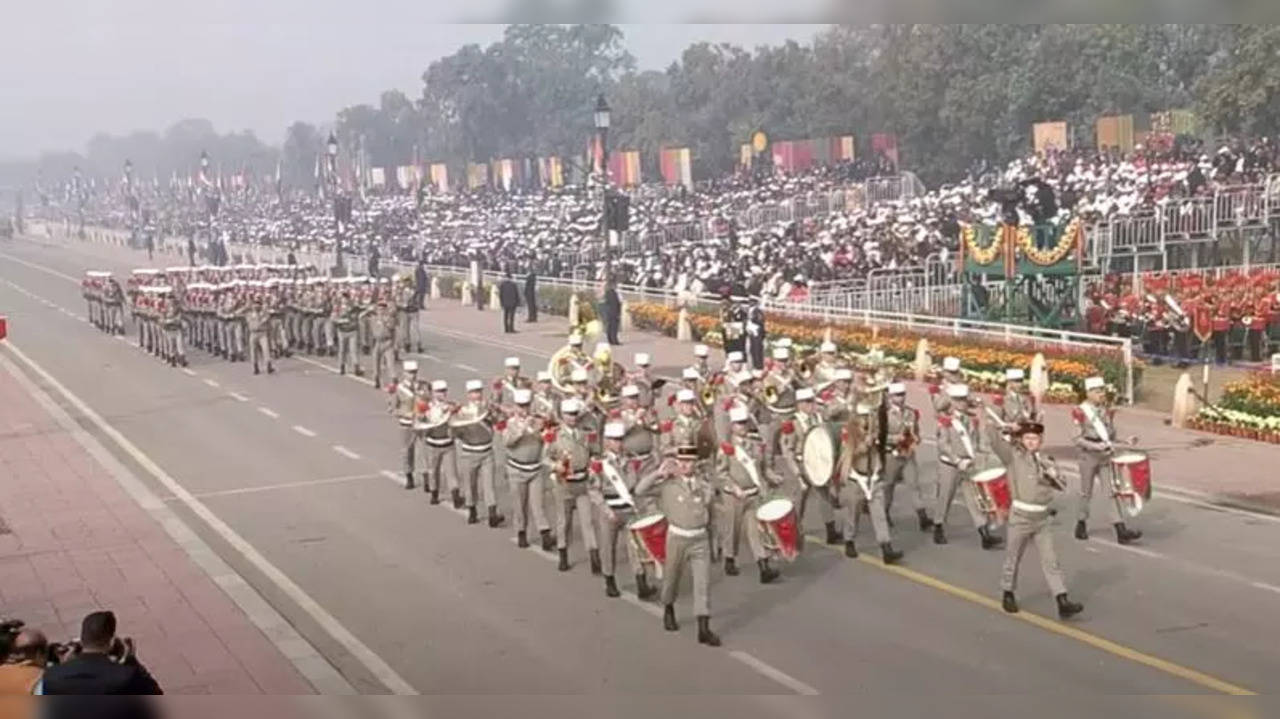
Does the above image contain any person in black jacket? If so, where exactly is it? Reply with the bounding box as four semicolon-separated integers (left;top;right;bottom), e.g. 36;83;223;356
498;272;520;333
602;278;622;345
42;611;162;697
523;270;538;322
414;261;428;309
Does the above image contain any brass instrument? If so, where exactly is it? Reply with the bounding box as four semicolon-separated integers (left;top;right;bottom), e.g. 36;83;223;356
546;344;577;395
700;385;717;408
763;384;779;406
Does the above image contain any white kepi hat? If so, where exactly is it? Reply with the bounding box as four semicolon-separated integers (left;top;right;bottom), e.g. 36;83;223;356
402;360;418;372
512;389;532;404
505;356;521;368
729;406;750;423
888;382;907;395
796;388;815;401
431;380;448;391
942;356;962;372
694;344;709;357
604;422;625;439
634;353;651;366
945;383;970;399
676;389;696;403
621;384;640;397
1005;368;1025;381
465;379;484;392
1084;376;1106;391
560;398;582;414
726;351;744;363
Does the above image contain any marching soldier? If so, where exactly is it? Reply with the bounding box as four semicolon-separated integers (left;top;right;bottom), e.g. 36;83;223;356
545;398;600;573
630;353;657;409
396;275;422;354
717;406;781;583
689;344;711;383
1072;376;1142;545
502;389;551;549
760;345;797;460
590;423;650;599
334;290;363;376
780;388;841;546
881;383;934;531
421;380;458;505
812;341;841;389
819;368;855;424
634;445;720;647
493;357;526;406
721;352;747;395
995;368;1040;428
370;298;398;388
930;356;964;415
933;384;1003;550
160;291;186;368
104;277;125;334
662;389;702;454
389;361;420;489
218;286;244;361
988;420;1084;619
450;380;505;527
246;296;274;375
836;403;903;564
619;385;659;477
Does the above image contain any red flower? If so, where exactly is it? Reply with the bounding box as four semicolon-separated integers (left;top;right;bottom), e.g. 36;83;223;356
821;389;834;403
495;419;508;432
587;432;598;444
542;430;557;443
720;442;735;456
660;420;674;434
667;394;676;407
840;427;849;441
608;408;621;419
1071;407;1085;424
928;384;940;395
780;420;795;435
937;415;952;428
590;459;603;474
415;400;429;413
713;374;724;386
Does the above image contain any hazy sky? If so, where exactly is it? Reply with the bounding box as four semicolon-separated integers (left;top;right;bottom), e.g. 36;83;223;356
7;6;827;159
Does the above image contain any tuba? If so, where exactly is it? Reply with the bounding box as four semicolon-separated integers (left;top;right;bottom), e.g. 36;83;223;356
700;384;717;408
547;344;576;395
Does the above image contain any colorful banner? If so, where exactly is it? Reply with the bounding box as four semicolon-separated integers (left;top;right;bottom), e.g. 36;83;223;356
467;163;488;190
492;158;519;191
660;148;693;188
1033;122;1069;153
608;150;642;186
1096;115;1135;152
429;163;449;193
1152;109;1198;136
539;157;564;188
740;144;753;170
369;167;386;188
771;140;815;174
870;133;899;169
396;165;417;188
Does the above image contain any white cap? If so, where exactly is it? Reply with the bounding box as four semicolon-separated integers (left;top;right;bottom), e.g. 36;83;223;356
888;382;907;394
505;356;521;368
734;370;754;385
682;367;700;380
776;338;793;348
536;371;552;382
945;383;970;399
726;351;744;363
560;398;582;414
634;353;651;366
796;388;815;401
465;379;484;392
402;360;418;372
834;368;853;381
595;342;611;356
604;422;626;439
694;344;709;357
677;389;696;403
820;341;837;353
431;380;448;391
856;402;874;416
513;389;532;404
942;356;962;372
1084;376;1106;391
568;333;583;346
621;384;640;397
729;406;750;423
772;347;790;360
1005;368;1025;381
571;368;590;383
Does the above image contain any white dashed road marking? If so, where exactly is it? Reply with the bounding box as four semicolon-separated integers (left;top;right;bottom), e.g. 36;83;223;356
292;425;317;437
729;651;821;696
454;362;478;372
181;368;197;376
257;407;280;419
332;445;361;460
228;392;249;402
203;378;220;388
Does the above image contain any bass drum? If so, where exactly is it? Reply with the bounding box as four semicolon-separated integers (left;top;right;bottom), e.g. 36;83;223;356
801;424;837;487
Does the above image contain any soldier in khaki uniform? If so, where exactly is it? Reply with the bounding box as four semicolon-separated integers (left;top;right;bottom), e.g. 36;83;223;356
716;406;781;583
780;388;841;546
662;389;703;455
589;422;653;599
530;371;559;551
502;388;550;548
688;344;712;383
836;403;903;564
812;341;841;389
545;398;600;573
634;445;720;647
388;361;419;489
760;346;797;464
987;420;1083;619
819;368;855;424
421;380;459;506
619;385;659;477
370;298;398;389
629;353;656;409
492;356;527;406
1072;376;1142;544
933;384;1003;550
929;356;965;416
246;296;274;375
450;380;505;527
997;369;1041;426
396;275;422;354
881;383;934;531
333;290;362;376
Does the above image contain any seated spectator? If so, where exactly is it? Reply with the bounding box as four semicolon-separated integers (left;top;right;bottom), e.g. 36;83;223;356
41;611;162;696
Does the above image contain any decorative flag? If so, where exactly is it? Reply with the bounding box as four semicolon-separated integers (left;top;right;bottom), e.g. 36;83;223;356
660;148;693;188
1033;122;1069;153
370;167;386;187
607;151;641;186
870;133;900;169
430;164;449;193
467;163;488;189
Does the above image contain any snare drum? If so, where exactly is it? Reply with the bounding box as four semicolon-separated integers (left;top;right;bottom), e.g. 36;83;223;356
971;467;1012;521
755;498;800;562
1110;452;1152;517
628;513;669;575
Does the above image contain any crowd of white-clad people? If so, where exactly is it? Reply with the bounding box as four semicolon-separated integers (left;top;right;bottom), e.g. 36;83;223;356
29;136;1279;297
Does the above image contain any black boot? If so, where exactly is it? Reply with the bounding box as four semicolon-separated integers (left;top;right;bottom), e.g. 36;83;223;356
558;548;570;572
404;473;414;490
723;557;739;576
604;575;620;598
1002;591;1019;614
467;506;478;525
663;605;678;631
1074;520;1088;540
1115;522;1143;545
540;529;554;552
696;616;721;646
636;573;657;600
429;488;440;505
979;526;1004;550
253;365;260;375
880;542;903;565
1056;593;1084;619
516;531;528;548
452;489;464;509
589;549;602;575
844;540;858;558
267;363;274;374
933;524;948;545
825;521;843;545
488;506;505;528
757;559;779;584
917;509;934;531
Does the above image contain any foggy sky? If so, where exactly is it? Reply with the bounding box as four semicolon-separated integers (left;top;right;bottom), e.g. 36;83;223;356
7;5;825;160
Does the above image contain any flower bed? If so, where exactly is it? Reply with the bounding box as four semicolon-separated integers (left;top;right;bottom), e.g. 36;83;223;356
629;302;1133;400
1189;373;1280;444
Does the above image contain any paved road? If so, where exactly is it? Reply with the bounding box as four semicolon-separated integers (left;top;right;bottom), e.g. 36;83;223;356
2;233;1278;702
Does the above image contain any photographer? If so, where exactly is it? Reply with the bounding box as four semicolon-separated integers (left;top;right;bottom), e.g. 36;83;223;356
41;611;162;696
0;626;47;695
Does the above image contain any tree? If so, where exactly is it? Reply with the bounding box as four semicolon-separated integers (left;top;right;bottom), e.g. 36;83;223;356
1198;25;1280;136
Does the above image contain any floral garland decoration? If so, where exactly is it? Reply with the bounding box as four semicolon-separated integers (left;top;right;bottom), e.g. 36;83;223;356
1017;219;1080;267
962;224;1003;265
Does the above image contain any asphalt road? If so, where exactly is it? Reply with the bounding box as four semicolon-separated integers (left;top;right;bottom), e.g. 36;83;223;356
3;232;1279;702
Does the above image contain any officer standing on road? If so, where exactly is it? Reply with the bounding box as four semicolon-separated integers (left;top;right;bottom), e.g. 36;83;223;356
498;271;520;334
635;445;720;647
987;420;1084;620
602;277;622;346
524;269;538;322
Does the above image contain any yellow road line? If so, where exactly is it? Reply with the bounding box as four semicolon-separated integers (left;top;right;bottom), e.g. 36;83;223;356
804;534;1255;695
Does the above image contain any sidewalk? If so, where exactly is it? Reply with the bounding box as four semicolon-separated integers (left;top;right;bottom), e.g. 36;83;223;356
0;356;312;694
423;300;1280;513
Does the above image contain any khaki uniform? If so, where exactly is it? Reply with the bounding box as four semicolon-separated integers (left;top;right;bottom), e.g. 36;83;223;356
450;402;499;510
502;412;551;537
418;402;457;495
837;423;891;545
779;410;835;527
999;389;1040;426
396;282;421;352
715;437;775;562
545;424;597;551
1073;401;1122;523
635;465;714;617
988;426;1068;596
390;376;419;476
663;413;702;456
934;412;988;530
929;379;963;417
370;305;397;387
882;403;928;513
333;296;361;373
246;305;272;372
589;451;644;578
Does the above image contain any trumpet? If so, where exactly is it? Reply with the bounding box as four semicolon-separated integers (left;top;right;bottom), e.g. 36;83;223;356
763;384;779;406
700;385;717;408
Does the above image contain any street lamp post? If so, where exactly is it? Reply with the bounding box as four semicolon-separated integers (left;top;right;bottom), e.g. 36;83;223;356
199;150;213;259
327;132;343;275
594;93;611;281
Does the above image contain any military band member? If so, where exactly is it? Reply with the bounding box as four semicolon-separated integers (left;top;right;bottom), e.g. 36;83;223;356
450;380;505;527
881;383;934;530
717;407;781;583
760;346;798;454
590;423;649;599
161;293;186;368
689;344;711;383
629;353;657;409
370;298;397;388
246;297;274;375
421;380;458;505
545;398;600;573
334;291;362;376
812;341;841;389
930;356;964;415
619;385;659;477
219;288;245;362
722;351;747;394
933;384;1003;550
997;369;1041;427
780;388;841;546
988;420;1083;619
502;389;551;549
396;275;422;354
820;368;855;424
1072;376;1142;544
837;403;904;564
493;357;526;406
634;445;720;646
662;389;702;454
389;361;420;489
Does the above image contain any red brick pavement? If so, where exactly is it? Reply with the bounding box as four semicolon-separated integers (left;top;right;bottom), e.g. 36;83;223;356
0;361;311;694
